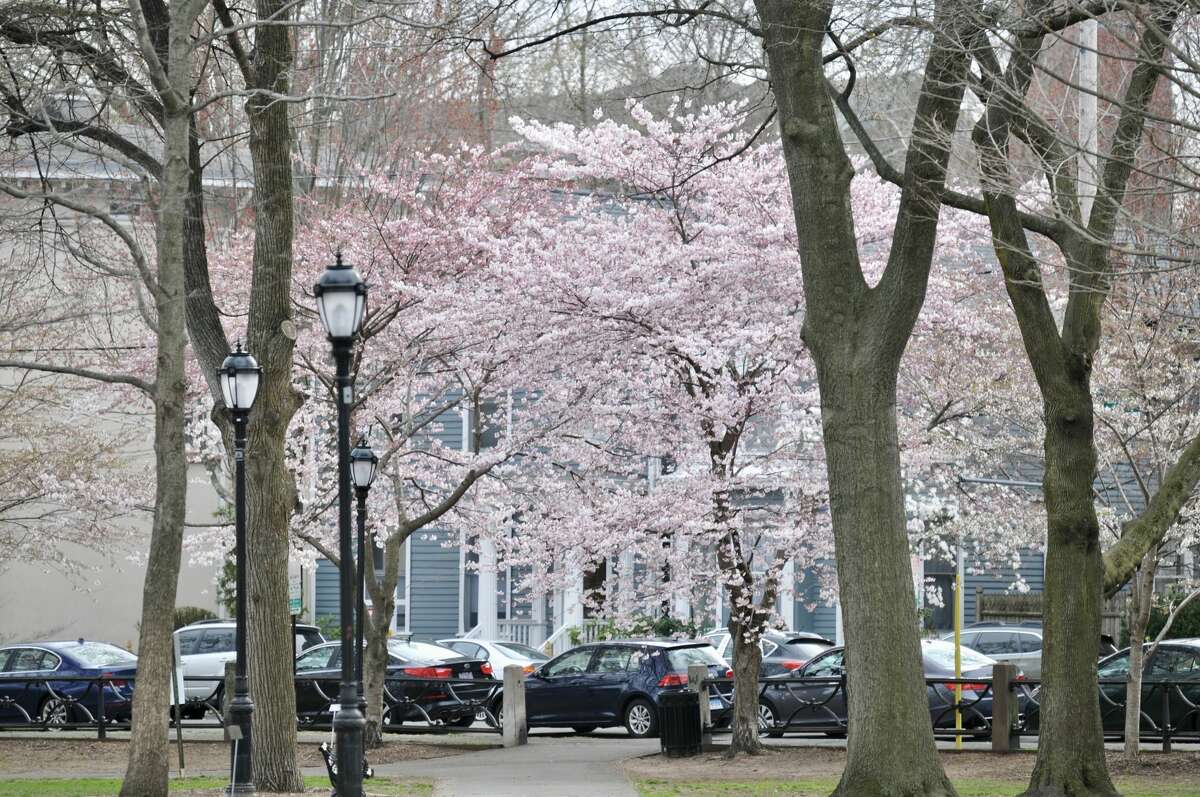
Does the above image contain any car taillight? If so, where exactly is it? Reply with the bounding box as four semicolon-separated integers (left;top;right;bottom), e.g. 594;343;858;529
102;673;127;688
480;662;493;677
658;673;688;687
724;668;733;679
955;683;988;694
779;660;806;671
403;666;452;679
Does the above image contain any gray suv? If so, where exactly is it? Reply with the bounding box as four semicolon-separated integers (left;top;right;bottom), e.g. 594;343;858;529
942;623;1042;678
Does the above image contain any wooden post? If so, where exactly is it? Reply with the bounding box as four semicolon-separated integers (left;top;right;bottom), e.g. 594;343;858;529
687;664;712;750
990;663;1021;752
502;665;528;747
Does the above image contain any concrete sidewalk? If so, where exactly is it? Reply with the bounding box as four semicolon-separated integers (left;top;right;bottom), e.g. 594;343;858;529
368;734;653;797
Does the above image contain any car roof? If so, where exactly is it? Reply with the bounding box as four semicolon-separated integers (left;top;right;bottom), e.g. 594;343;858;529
179;620;321;632
576;638;713;649
764;630;835;645
962;622;1042;631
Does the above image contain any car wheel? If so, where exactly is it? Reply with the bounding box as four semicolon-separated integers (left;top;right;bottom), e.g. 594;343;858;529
758;701;784;738
487;699;504;730
450;715;476;728
39;696;70;729
572;725;599;734
623;698;658;739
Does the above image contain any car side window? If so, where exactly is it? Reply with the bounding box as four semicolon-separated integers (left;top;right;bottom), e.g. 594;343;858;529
8;649;45;672
198;629;236;655
296;646;336;672
1098;653;1130;680
456;642;485;659
591;646;632;673
974;632;1018;656
37;652;61;671
1019;633;1042;653
761;640;779;657
807;650;845;677
627;649;649;671
0;650;11;671
543;648;593;677
1148;649;1198;680
176;630;203;656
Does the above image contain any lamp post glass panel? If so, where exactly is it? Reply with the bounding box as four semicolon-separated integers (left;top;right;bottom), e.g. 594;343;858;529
350;437;378;714
217;344;261;795
314;254;368;796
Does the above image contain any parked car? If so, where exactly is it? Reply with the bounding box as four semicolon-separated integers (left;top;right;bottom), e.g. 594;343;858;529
437;638;549;676
295;639;494;728
1023;638;1200;738
0;640;138;727
942;623;1044;678
173;619;325;716
703;628;835;677
757;639;1014;738
488;639;733;738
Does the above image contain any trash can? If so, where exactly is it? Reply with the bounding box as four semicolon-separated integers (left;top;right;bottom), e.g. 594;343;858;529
658;690;701;757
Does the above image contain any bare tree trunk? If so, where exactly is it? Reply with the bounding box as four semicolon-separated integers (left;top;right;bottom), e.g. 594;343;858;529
119;3;195;793
727;621;765;756
244;0;303;788
363;534;401;748
1123;547;1156;756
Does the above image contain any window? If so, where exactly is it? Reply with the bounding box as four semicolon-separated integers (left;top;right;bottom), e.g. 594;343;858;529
494;643;546;662
1148;649;1200;680
37;652;61;671
296;646;336;672
543;648;593;677
69;643;136;668
627;649;649;672
176;630;204;656
0;650;11;671
807;650;845;678
197;629;235;654
958;633;978;650
387;641;461;663
1018;633;1042;653
592;647;633;673
7;649;46;671
761;640;779;657
297;629;325;652
974;632;1019;656
665;646;726;672
450;642;485;659
1098;653;1130;680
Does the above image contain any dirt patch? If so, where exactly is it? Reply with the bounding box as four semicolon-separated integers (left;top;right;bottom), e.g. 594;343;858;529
623;746;1200;785
0;737;469;778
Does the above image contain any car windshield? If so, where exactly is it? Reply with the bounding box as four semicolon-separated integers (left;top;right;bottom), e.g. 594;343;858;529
923;641;994;671
388;641;461;662
67;642;137;667
666;645;725;671
495;643;548;661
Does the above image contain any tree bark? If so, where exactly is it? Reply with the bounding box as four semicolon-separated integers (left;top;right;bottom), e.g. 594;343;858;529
753;0;972;792
363;532;402;747
727;621;765;756
119;2;196;794
244;0;303;788
1123;547;1155;756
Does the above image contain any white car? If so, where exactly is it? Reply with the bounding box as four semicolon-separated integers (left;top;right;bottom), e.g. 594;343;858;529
173;620;325;717
436;638;549;676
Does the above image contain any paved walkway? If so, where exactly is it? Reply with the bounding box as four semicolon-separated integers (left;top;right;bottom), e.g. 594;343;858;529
367;733;652;797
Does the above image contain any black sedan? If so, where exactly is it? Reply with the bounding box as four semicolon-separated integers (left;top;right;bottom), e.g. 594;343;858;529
756;640;1009;737
0;640;137;727
294;639;494;728
489;639;733;738
1023;638;1200;738
703;628;835;677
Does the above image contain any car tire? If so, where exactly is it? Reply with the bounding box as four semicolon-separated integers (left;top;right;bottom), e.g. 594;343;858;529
623;698;658;739
39;696;70;729
572;725;599;734
487;698;504;730
758;700;784;738
450;715;476;728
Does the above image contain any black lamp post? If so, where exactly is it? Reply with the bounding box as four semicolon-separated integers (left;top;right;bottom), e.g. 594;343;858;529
313;252;368;797
217;342;262;795
350;436;378;717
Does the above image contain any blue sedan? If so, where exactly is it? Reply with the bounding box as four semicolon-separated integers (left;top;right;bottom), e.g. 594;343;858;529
0;640;137;727
490;639;732;737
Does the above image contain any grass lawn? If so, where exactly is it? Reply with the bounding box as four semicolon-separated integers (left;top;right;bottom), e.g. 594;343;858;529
636;778;1200;797
0;776;432;797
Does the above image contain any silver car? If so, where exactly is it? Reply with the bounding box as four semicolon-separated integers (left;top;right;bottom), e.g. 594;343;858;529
942;624;1043;678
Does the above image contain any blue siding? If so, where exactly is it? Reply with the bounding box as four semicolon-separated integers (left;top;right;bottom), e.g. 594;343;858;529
408;528;461;640
964;548;1045;623
315;559;340;620
793;568;837;639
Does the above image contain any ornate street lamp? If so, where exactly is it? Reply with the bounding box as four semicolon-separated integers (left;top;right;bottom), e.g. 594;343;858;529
350;436;379;716
217;342;261;795
313;252;367;797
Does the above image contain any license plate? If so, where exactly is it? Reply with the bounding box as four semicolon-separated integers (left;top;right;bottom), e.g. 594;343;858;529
459;672;473;679
709;698;723;710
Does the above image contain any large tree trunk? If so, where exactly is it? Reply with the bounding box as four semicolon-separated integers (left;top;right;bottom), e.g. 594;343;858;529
119;7;192;794
1123;547;1156;756
822;389;955;797
244;0;303;789
727;621;765;756
363;533;402;748
1020;391;1117;797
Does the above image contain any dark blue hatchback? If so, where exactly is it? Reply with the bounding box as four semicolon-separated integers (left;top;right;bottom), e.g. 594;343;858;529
0;640;137;727
492;639;731;737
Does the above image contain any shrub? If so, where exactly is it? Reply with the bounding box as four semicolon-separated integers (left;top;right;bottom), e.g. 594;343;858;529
174;606;218;630
1145;586;1200;641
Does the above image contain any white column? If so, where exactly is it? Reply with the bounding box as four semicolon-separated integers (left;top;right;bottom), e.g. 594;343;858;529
530;592;547;647
834;600;844;646
562;568;585;629
778;559;795;630
478;538;499;640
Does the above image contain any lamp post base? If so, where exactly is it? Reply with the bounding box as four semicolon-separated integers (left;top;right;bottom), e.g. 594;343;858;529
227;692;254;795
